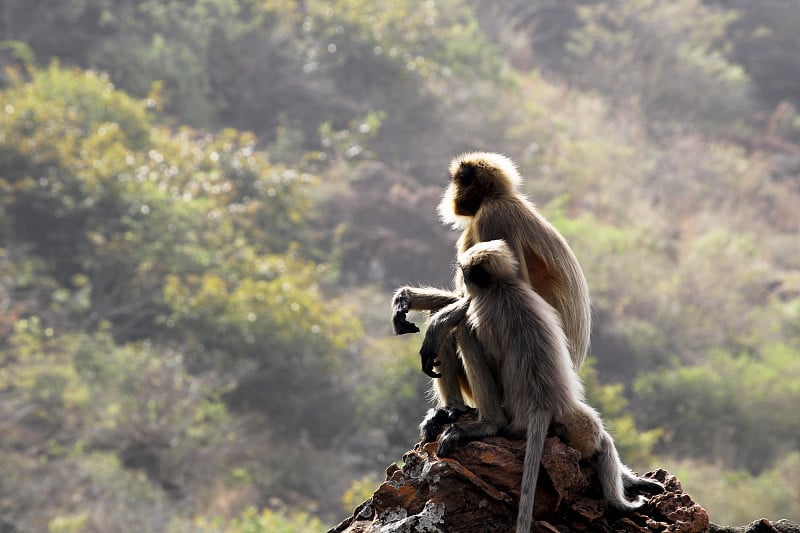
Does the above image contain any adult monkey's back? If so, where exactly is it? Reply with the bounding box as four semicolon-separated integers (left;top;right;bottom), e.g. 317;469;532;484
392;152;591;436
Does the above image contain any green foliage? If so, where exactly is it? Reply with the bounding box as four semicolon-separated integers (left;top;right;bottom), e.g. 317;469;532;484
0;62;364;527
164;256;359;354
0;63;314;340
567;0;753;131
164;256;363;442
635;343;800;472
1;0;508;173
581;359;661;469
2;449;178;533
196;506;326;533
545;200;666;314
723;0;800;110
264;0;505;169
356;333;431;456
341;474;382;514
543;202;673;375
670;453;800;524
48;512;89;533
73;0;243;127
0;39;36;64
0;63;150;155
318;111;385;166
0;317;232;531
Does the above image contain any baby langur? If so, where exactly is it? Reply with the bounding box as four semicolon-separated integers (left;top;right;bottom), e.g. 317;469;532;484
392;152;591;439
420;240;662;533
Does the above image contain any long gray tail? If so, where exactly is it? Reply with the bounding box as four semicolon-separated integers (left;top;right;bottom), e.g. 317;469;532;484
516;412;551;533
596;429;662;511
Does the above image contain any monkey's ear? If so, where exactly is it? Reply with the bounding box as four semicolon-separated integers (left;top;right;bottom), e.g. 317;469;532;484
456;163;475;186
467;263;491;288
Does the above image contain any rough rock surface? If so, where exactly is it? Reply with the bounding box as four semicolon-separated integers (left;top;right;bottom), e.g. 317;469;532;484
329;435;709;533
329;432;800;533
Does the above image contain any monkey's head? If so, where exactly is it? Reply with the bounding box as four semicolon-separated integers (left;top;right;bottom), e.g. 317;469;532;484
438;152;523;228
458;239;519;292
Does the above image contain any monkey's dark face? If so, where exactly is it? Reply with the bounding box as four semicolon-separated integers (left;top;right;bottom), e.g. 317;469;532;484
451;162;496;217
462;263;492;289
458;240;519;288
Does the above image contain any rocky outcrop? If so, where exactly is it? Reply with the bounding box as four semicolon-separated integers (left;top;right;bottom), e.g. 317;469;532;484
330;434;798;533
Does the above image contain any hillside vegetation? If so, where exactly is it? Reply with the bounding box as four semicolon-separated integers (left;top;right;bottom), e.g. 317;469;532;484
0;0;798;530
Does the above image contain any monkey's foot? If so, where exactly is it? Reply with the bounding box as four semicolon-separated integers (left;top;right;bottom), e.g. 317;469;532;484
419;406;476;443
435;419;499;457
435;426;461;457
623;475;665;498
605;474;665;512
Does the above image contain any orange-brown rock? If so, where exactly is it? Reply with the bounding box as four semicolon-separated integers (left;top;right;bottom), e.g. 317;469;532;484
329;435;709;533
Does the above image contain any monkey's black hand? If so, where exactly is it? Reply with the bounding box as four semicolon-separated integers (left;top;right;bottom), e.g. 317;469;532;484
394;316;420;335
391;288;420;335
419;342;442;379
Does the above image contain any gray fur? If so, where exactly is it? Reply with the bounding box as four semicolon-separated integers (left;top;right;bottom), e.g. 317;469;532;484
421;240;662;532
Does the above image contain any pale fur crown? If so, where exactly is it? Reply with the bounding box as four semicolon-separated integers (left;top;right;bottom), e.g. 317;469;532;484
438;152;523;229
458;239;519;281
448;152;523;189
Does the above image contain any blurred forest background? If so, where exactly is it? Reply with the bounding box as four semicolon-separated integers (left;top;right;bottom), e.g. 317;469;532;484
0;0;799;531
